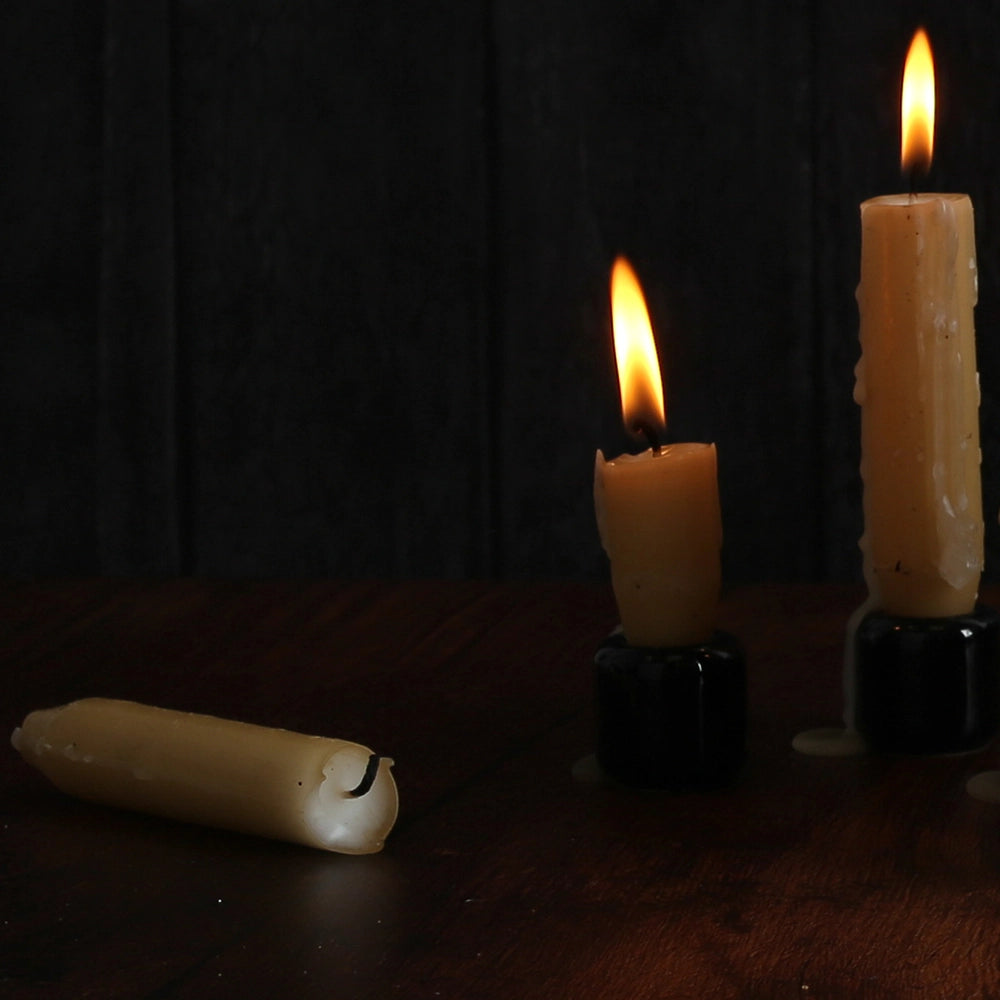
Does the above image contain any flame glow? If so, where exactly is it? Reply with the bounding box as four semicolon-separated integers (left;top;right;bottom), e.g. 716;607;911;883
901;28;934;175
610;257;666;437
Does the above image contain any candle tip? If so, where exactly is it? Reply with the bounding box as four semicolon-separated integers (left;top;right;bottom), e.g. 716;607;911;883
630;419;662;453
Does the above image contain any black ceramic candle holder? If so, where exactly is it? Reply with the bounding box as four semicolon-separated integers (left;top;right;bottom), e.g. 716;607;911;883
594;629;746;790
853;604;1000;754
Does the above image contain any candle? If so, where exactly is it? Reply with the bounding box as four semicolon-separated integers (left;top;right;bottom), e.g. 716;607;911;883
594;257;722;647
855;29;983;618
12;698;399;854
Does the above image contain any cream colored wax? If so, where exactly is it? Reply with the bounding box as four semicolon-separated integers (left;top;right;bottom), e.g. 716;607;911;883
855;193;983;617
12;698;399;854
594;441;721;647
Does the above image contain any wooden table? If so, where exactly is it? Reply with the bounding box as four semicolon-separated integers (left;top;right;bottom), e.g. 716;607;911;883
3;580;1000;998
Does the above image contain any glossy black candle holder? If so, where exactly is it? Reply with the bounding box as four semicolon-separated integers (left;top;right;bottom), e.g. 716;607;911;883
595;629;746;790
853;604;1000;754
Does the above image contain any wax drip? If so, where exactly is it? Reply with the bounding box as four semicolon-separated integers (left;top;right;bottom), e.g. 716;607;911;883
348;754;383;797
631;420;662;453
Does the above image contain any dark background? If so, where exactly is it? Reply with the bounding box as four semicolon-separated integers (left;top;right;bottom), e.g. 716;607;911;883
4;1;1000;584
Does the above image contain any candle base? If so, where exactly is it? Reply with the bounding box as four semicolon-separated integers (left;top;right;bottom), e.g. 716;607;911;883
853;605;1000;754
594;629;746;790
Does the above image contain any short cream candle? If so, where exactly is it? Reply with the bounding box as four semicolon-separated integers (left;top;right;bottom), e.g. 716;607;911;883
595;258;722;647
12;698;399;855
595;442;721;646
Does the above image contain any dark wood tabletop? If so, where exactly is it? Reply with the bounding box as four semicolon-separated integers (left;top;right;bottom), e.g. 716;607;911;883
3;579;1000;999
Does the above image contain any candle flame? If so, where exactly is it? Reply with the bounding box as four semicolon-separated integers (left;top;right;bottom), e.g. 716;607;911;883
610;257;666;439
901;28;934;175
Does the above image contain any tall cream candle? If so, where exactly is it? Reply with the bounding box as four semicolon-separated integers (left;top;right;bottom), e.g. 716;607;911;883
855;30;983;619
595;258;722;647
12;698;399;855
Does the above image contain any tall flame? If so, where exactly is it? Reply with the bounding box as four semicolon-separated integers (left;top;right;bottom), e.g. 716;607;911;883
610;257;666;439
901;28;934;175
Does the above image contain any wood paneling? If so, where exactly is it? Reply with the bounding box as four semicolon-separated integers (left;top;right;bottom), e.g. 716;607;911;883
3;1;1000;582
0;3;103;572
99;0;181;573
172;2;493;576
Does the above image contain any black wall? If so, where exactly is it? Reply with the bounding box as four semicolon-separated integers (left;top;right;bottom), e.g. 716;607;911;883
4;1;1000;583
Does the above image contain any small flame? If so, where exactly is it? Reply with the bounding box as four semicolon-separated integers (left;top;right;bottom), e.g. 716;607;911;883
901;28;934;175
610;257;665;440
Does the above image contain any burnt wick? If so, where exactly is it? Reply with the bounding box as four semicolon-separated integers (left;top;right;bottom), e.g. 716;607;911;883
631;420;662;453
348;754;383;798
905;162;929;200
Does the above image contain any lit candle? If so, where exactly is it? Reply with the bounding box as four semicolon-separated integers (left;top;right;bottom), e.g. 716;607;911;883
855;28;983;618
12;698;399;854
594;257;722;647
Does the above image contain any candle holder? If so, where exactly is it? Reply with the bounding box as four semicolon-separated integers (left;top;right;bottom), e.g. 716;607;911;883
853;604;1000;754
594;629;746;790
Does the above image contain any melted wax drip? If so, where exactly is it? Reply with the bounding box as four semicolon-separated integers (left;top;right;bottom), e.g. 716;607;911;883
966;771;1000;803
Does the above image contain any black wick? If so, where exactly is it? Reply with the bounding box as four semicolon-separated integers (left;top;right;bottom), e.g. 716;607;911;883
905;159;929;199
631;419;662;453
348;754;383;798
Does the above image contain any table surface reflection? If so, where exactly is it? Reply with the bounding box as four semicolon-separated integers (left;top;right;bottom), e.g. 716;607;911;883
3;579;1000;998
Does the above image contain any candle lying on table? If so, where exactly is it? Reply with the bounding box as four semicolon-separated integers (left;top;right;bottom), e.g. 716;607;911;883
855;29;983;618
594;257;722;647
12;698;399;855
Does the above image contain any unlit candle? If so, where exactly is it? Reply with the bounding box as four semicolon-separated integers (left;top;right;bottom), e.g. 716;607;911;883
12;698;399;855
